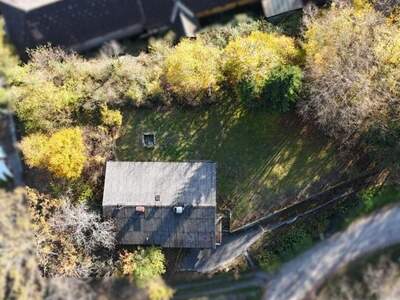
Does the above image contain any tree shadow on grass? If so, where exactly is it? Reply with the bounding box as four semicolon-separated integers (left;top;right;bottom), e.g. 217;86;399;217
117;101;353;228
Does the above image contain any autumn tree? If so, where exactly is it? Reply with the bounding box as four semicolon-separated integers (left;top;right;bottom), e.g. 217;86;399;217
163;38;222;104
223;31;301;104
0;189;45;300
300;4;400;167
27;188;115;277
21;127;86;180
119;247;166;283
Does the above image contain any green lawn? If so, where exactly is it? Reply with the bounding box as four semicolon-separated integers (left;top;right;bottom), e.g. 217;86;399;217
117;102;345;227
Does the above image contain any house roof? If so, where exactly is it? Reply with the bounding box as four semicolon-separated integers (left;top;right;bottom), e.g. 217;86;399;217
103;161;216;207
0;0;60;11
103;206;216;248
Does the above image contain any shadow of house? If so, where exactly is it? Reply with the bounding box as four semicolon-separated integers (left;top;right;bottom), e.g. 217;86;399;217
103;161;218;249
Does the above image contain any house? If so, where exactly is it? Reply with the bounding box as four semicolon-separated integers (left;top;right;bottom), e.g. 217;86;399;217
102;161;219;249
0;0;307;56
0;0;147;57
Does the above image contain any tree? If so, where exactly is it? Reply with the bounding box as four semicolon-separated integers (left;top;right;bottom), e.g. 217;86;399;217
223;31;300;102
27;188;115;277
163;38;222;104
21;127;87;180
49;202;115;255
299;4;400;167
0;17;19;79
261;65;303;112
119;248;166;283
0;189;45;300
101;105;123;129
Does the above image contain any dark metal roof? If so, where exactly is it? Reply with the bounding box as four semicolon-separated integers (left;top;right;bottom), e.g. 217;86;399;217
103;206;216;248
181;0;243;14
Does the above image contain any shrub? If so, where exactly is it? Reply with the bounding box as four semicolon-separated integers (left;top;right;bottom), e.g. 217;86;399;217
198;15;273;48
0;17;19;79
21;127;86;180
144;278;174;300
101;105;123;128
119;247;166;283
223;31;300;101
261;65;303;112
163;39;222;104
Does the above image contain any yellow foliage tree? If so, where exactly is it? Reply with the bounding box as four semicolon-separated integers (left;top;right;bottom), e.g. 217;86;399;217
163;38;221;104
21;127;86;180
223;31;300;99
101;105;123;128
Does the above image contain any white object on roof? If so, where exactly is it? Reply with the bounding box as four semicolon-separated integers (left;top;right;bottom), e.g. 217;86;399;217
174;206;184;214
261;0;304;18
0;0;61;11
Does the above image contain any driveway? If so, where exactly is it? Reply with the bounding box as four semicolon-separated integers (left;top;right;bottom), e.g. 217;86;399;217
263;205;400;300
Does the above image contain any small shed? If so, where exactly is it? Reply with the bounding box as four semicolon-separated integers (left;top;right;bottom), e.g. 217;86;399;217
103;161;218;249
261;0;305;18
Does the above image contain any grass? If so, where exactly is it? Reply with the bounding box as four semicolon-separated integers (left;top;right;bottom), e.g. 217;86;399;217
117;101;345;227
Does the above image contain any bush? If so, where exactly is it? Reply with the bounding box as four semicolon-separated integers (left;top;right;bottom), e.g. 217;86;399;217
198;15;274;48
223;31;300;101
21;127;87;180
101;105;123;128
119;247;166;283
0;17;19;79
163;39;222;104
262;65;303;112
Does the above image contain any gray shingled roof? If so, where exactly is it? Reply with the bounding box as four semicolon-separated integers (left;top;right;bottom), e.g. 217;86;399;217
103;161;216;207
103;161;217;248
103;206;216;248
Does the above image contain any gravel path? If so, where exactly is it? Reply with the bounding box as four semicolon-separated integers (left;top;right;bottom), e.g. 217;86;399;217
264;205;400;300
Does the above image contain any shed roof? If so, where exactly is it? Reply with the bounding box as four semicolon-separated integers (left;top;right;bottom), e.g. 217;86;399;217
0;0;60;11
261;0;304;18
103;161;216;207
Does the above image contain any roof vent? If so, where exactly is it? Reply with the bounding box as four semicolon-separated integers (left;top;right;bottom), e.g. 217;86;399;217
173;206;184;214
155;195;160;202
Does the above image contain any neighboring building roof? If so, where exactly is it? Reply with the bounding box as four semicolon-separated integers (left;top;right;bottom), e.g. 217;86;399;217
261;0;304;18
0;0;60;11
103;161;216;207
170;1;199;37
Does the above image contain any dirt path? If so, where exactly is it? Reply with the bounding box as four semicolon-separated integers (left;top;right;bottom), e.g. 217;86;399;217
263;205;400;300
